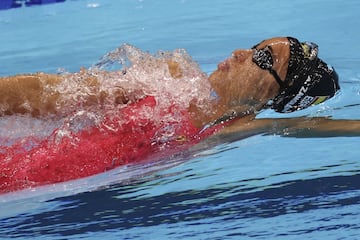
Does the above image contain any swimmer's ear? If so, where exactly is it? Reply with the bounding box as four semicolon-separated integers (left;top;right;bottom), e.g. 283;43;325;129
167;60;183;79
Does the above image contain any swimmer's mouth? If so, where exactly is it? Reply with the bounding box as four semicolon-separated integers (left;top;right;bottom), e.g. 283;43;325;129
217;58;230;71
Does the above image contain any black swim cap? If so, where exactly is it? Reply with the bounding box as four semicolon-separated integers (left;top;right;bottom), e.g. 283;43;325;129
270;37;340;113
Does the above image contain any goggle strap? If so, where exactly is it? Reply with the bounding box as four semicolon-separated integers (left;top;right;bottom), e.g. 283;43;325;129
268;68;285;89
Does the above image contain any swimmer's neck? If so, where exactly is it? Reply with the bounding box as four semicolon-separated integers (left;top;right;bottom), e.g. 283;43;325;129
188;98;261;129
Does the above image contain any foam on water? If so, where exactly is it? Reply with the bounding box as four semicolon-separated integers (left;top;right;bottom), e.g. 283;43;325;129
0;44;213;194
92;44;212;109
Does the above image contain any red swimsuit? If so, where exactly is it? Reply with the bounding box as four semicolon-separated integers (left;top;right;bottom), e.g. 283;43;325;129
0;96;223;193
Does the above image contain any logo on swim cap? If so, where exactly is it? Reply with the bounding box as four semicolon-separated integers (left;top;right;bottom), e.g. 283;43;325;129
301;41;318;60
270;37;340;113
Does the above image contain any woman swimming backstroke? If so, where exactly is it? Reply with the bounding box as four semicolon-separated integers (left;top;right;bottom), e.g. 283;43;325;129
0;37;359;193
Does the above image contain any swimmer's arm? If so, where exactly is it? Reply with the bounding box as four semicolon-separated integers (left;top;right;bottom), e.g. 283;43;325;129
220;117;360;140
0;73;62;116
270;117;360;138
0;72;106;117
0;72;131;117
0;61;181;117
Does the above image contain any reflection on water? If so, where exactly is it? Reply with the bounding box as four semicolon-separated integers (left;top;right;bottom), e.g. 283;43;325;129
1;0;360;239
1;168;360;239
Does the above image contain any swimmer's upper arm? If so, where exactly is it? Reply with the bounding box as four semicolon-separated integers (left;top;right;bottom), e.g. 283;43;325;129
0;72;133;117
0;74;62;116
167;60;183;79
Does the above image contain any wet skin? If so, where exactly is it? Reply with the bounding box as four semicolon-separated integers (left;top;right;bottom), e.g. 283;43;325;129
0;37;359;138
208;37;290;114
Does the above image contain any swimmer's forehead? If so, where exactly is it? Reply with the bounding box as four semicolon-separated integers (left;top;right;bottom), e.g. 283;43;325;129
252;37;290;50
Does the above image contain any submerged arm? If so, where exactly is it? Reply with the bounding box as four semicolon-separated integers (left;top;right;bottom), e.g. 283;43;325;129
269;117;360;138
199;116;360;148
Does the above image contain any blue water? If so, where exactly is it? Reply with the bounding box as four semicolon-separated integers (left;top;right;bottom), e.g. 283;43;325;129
1;0;360;239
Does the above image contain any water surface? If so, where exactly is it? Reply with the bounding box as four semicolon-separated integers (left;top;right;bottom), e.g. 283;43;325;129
0;0;360;239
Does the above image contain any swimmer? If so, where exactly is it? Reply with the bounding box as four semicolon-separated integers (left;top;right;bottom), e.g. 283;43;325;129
2;36;360;193
0;36;358;136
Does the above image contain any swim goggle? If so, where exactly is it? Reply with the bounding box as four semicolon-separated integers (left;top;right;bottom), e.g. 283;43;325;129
251;41;319;89
251;37;339;113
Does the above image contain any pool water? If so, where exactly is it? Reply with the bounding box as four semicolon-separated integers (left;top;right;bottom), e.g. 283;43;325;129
1;0;360;239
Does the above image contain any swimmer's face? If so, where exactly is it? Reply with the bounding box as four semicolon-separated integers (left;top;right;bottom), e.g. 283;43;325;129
209;37;290;108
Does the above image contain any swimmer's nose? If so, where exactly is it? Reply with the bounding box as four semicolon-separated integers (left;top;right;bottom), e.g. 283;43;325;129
217;49;252;71
232;49;252;62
